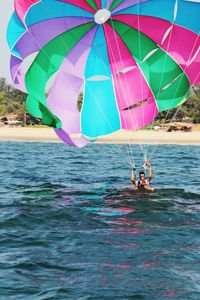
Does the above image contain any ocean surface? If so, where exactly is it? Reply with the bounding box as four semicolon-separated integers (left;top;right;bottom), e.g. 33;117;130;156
0;142;200;300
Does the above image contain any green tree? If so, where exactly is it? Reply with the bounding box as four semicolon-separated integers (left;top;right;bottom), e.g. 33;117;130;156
156;85;200;123
0;77;26;116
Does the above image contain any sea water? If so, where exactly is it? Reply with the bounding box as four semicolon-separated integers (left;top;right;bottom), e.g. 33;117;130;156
0;142;200;299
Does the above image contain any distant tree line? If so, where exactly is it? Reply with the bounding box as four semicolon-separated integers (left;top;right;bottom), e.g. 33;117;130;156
0;77;26;120
0;77;200;123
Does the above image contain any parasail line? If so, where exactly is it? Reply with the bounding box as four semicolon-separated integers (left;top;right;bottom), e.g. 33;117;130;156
104;20;146;165
148;31;200;160
145;17;185;160
136;0;148;161
108;17;191;161
108;17;159;162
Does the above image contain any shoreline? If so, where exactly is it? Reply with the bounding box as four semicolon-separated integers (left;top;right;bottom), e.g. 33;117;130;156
0;127;199;145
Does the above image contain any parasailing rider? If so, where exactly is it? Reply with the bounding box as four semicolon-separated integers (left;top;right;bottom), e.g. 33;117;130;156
131;161;155;192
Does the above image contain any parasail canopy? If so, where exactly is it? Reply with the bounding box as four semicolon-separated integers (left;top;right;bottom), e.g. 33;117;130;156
7;0;200;147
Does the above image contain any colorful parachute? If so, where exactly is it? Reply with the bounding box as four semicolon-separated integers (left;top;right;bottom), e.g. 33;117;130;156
7;0;200;147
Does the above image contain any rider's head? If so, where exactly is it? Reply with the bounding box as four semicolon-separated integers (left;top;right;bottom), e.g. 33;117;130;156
139;171;145;179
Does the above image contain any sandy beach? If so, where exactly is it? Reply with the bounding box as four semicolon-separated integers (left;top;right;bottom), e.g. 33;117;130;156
0;126;199;145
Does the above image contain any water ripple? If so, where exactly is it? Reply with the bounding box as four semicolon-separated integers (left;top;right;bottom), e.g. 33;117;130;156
0;142;199;299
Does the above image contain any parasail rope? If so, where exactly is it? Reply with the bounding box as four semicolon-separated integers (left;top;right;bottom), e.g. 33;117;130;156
143;0;199;161
102;22;137;162
108;15;147;165
148;28;200;161
143;13;176;161
136;0;147;160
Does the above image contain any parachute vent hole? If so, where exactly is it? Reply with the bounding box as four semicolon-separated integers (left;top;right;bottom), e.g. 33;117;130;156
159;73;182;93
123;99;148;111
87;75;110;81
142;48;159;63
116;66;135;76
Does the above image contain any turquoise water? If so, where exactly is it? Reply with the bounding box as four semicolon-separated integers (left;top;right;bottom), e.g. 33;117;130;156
0;142;200;299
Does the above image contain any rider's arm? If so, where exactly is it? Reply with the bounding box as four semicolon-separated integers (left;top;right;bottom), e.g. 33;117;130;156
148;163;153;182
131;168;137;186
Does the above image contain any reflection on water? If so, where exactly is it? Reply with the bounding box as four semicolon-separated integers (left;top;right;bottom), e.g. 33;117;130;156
0;143;200;299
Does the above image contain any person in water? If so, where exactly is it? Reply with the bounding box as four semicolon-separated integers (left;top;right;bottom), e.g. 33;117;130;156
131;161;155;192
